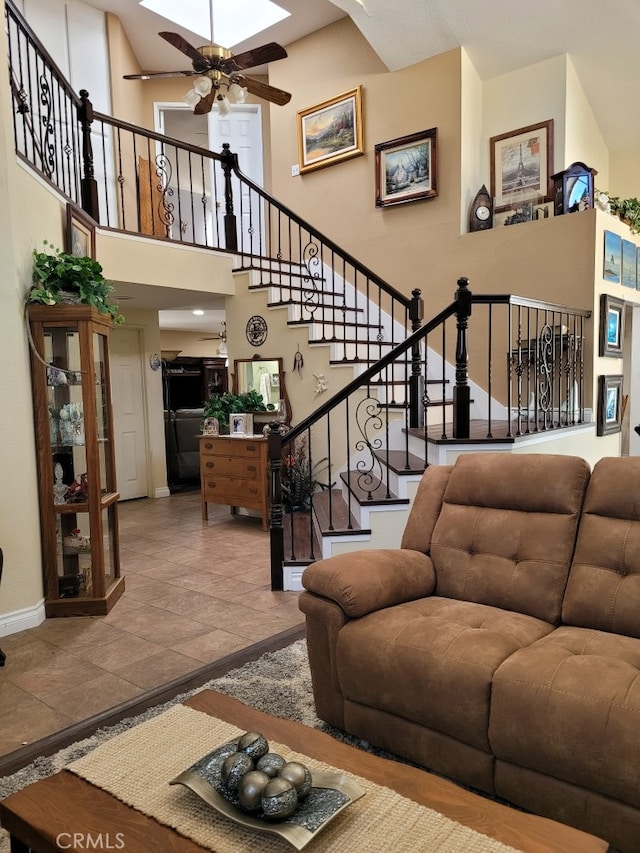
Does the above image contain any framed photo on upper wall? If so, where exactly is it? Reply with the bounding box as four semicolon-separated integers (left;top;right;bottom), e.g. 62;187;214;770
603;230;622;283
490;120;554;211
375;128;438;208
297;87;363;175
66;202;96;258
599;294;625;357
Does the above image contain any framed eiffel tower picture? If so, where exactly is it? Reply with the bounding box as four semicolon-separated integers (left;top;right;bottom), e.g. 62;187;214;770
490;120;554;212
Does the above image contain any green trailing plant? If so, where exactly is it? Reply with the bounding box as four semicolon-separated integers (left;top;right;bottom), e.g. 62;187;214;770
606;195;640;234
29;241;124;323
282;436;330;512
202;389;273;430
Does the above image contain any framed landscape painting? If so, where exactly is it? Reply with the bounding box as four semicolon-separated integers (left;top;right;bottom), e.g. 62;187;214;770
599;294;625;357
603;230;621;283
622;239;637;288
375;128;438;208
597;374;623;436
297;87;363;174
490;120;554;211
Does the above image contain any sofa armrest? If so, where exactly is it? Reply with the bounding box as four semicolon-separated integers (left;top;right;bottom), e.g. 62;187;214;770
301;548;435;619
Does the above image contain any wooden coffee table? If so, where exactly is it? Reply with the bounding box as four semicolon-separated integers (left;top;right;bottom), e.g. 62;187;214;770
0;689;608;853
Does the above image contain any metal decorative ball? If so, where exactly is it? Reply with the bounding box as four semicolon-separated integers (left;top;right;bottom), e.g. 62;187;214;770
261;777;298;820
237;731;269;761
279;761;312;799
237;770;270;813
221;751;253;792
256;752;287;778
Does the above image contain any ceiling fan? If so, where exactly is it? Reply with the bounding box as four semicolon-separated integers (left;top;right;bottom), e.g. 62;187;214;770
123;1;291;114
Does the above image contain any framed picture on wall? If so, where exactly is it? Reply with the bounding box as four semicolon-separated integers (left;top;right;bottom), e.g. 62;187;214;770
66;202;96;258
599;294;625;357
603;230;622;283
490;120;554;211
622;239;637;288
297;87;363;174
597;374;623;436
374;128;438;208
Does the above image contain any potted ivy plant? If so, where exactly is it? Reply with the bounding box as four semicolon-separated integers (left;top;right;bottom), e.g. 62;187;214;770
202;390;274;432
28;241;124;323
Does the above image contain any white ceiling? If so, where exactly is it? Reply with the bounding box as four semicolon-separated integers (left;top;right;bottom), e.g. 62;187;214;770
99;0;640;333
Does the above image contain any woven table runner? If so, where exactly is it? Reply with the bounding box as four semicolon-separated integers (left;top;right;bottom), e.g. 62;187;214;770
68;705;520;853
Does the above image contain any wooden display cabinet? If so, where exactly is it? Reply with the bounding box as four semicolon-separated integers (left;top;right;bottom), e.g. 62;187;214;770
28;304;124;616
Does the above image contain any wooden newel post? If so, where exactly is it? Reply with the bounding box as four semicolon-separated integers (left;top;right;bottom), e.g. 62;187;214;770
453;276;472;439
220;143;238;253
409;288;424;429
267;424;285;591
78;90;100;222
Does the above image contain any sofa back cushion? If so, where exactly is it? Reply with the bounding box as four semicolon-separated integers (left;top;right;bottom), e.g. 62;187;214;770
429;453;590;623
562;456;640;637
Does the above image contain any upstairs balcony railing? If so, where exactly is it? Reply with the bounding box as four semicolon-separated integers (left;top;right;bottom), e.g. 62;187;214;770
6;0;416;372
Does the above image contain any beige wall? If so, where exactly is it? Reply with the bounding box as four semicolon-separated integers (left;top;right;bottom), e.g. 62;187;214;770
159;330;225;359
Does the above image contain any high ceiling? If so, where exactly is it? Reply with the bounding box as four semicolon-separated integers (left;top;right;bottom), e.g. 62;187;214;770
95;0;640;333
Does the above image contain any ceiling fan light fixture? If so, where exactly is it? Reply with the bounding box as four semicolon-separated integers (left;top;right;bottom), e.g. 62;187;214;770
216;93;231;115
194;75;213;96
228;81;248;103
183;88;201;108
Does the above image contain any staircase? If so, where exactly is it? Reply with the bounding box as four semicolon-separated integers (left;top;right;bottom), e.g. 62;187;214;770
5;0;593;591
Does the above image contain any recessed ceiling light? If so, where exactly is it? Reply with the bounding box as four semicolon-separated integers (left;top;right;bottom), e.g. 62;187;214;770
193;309;205;315
139;0;290;49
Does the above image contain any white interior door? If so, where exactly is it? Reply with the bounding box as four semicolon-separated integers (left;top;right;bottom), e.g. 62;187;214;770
208;104;264;254
155;102;264;252
111;328;149;500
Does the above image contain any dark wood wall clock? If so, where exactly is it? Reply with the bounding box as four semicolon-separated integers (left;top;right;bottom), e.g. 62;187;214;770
246;315;268;346
469;184;493;232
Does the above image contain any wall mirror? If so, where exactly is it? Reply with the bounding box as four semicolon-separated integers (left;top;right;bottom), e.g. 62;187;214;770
233;356;291;424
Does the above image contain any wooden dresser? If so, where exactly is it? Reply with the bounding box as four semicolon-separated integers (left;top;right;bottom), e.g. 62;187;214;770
199;435;269;530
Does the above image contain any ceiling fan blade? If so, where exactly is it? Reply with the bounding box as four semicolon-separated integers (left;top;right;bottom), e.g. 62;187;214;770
222;42;287;72
123;70;198;80
194;90;216;115
240;75;291;106
159;31;210;71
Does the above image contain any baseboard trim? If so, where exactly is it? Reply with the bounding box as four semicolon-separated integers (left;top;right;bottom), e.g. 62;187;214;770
154;486;171;498
0;600;46;638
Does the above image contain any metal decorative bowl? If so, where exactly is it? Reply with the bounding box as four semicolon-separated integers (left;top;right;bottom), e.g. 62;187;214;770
170;739;365;850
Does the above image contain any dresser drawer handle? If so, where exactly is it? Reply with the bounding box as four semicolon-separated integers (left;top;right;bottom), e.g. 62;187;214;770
204;442;213;450
249;487;258;495
245;444;257;452
247;465;256;473
206;461;214;469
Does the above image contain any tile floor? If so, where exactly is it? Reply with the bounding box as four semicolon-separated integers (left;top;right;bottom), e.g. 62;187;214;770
0;491;304;758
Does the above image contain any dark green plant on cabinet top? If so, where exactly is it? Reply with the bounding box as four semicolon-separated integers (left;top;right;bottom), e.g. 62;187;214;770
202;390;274;430
29;241;124;323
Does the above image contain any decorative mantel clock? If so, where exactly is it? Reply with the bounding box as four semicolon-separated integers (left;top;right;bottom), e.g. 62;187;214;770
469;185;493;232
551;162;597;216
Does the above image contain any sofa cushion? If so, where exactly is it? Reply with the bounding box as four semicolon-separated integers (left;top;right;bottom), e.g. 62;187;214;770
430;453;590;623
563;456;640;638
490;626;640;810
335;596;554;752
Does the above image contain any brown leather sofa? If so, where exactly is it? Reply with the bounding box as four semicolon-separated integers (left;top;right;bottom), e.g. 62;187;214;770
299;452;640;852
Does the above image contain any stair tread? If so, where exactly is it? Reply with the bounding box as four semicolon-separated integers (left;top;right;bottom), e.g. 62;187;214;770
339;471;409;505
373;450;428;475
311;489;366;535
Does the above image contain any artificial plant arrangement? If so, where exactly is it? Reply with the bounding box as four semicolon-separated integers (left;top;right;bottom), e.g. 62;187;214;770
28;241;124;323
202;389;274;431
282;436;330;512
606;195;640;234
